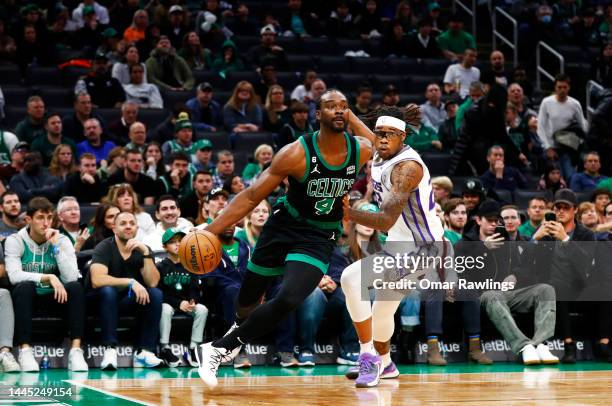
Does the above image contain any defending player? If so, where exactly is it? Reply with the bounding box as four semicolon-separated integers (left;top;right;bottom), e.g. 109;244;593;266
196;90;373;388
340;106;447;388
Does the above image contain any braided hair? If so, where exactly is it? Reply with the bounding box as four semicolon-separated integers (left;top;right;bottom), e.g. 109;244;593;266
359;104;421;131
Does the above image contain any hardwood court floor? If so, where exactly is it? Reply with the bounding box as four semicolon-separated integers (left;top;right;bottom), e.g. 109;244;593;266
2;363;612;405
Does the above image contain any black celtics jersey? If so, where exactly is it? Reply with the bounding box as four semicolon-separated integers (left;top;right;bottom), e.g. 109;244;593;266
284;131;359;224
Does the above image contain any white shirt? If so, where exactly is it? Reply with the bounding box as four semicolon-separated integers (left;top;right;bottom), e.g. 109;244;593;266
72;2;110;28
123;83;163;109
443;64;481;98
419;101;447;131
144;217;194;252
290;85;312;102
111;63;148;85
135;212;156;243
536;95;587;150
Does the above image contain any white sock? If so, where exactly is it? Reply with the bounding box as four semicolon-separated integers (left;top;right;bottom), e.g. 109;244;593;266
380;352;392;368
360;341;375;355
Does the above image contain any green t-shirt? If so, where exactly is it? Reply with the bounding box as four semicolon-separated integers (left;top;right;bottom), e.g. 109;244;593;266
21;242;60;295
444;229;462;245
517;221;537;239
242;162;261;181
437;30;476;55
234;228;256;248
222;240;240;266
405;125;439;153
455;98;473;131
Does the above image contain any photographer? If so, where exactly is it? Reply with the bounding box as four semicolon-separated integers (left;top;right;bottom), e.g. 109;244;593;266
457;200;558;365
531;189;595;363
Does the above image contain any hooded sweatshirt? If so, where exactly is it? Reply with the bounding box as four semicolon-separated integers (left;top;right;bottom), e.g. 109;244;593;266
5;227;80;294
212;39;245;76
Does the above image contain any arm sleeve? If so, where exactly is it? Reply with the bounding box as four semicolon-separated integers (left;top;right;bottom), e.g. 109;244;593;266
252;105;263;129
537;100;552;150
443;65;454;84
3;132;18;154
149;86;164;109
91;240;111;267
8;176;33;202
222;107;238;131
56;236;81;283
5;235;42;284
574;100;587;133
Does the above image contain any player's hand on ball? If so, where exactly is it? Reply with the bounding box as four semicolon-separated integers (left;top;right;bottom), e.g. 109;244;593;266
132;280;150;305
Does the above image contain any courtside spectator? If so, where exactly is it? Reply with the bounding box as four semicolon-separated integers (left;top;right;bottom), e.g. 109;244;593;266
76;118;117;164
144;142;166;180
64;153;108;204
14;96;45;144
145;195;194;251
145;36;194;91
107;149;161;205
591;188;612;225
89;211;163;370
123;64;163;109
195;188;228;226
179;171;214;222
518;197;547;239
10;152;63;204
31;113;76;167
48;144;78;181
242;144;273;184
158;228;207;367
81;204;120;251
234;200;271;248
97;146;125;183
6;197;88;372
0;192;22;239
186;83;223;132
570;152;607;192
443;48;480;98
0;263;20;372
108;102;139;146
57;196;90;253
536;73;587;180
500;205;524;241
222;174;245;199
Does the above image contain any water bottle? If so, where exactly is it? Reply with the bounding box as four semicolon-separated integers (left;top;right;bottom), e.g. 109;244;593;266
40;351;50;369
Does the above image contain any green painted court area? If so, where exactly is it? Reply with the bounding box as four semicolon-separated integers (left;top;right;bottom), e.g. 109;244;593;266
2;363;612;405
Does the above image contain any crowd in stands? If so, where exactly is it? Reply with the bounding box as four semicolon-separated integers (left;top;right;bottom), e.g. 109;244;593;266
0;0;612;372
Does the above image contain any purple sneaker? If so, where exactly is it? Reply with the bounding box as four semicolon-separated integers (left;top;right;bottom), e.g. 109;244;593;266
355;353;382;388
380;362;399;379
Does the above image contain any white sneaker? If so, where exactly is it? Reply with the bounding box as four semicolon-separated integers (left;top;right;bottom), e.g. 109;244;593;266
536;343;559;364
0;350;21;373
133;349;163;368
521;344;541;365
68;348;89;372
101;347;118;371
196;343;231;389
18;348;39;372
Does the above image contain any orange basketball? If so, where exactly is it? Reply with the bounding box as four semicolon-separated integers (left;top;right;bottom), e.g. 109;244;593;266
178;230;222;275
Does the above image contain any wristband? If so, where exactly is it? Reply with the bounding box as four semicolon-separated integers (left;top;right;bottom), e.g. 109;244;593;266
128;279;134;298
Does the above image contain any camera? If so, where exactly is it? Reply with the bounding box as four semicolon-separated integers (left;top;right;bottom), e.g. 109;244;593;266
494;221;509;240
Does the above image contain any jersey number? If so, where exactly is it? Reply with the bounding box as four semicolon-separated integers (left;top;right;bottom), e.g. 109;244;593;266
314;198;335;215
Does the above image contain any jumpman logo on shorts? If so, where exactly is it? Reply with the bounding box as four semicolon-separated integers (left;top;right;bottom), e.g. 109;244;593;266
329;232;336;240
311;164;321;174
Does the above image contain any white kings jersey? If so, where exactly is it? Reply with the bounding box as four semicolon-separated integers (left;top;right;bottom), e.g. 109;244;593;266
371;146;444;242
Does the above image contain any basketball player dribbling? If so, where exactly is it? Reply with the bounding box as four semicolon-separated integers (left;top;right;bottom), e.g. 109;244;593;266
340;106;447;388
196;90;374;388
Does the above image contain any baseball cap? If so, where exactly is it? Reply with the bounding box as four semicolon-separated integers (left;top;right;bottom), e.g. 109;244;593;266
462;178;485;196
206;188;229;202
169;5;184;14
443;94;461;109
83;5;95;15
260;24;277;35
477;199;500;218
101;27;118;38
12;141;29;153
193;139;213;151
553;188;577;207
428;2;441;11
198;82;213;92
162;227;186;245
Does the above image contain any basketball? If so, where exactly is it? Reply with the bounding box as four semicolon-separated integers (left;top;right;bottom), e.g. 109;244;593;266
178;230;222;275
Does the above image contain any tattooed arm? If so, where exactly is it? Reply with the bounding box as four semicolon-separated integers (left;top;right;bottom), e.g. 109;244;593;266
347;160;423;232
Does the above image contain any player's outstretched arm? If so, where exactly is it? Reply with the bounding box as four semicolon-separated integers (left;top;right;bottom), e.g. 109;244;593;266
346;160;423;232
206;143;303;235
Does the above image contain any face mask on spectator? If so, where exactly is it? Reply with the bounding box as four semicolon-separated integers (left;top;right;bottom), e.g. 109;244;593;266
540;15;552;24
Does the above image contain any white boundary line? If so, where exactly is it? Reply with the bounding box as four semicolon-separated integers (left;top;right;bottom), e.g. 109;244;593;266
64;380;155;406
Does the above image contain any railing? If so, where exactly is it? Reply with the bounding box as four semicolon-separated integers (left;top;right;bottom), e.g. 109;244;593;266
586;80;604;122
453;0;477;40
536;41;565;90
492;6;518;67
